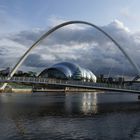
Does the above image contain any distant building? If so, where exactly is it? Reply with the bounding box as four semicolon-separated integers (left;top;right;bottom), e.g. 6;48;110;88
39;62;97;82
97;74;125;84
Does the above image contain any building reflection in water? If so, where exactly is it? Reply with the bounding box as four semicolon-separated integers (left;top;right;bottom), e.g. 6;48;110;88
82;92;98;114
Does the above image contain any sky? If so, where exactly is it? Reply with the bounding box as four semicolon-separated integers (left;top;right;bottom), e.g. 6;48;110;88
0;0;140;77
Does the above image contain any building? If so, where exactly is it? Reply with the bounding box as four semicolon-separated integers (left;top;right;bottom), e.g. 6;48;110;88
97;74;125;84
39;62;97;82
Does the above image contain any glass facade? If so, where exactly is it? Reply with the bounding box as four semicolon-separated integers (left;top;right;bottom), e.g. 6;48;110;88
39;62;97;82
46;69;67;79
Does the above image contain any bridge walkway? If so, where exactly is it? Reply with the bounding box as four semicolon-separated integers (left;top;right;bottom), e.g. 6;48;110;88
0;77;140;94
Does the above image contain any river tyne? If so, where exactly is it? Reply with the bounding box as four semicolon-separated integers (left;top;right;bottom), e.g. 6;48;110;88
0;92;140;140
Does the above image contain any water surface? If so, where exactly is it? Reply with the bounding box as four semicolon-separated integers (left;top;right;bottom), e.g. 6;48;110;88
0;92;140;140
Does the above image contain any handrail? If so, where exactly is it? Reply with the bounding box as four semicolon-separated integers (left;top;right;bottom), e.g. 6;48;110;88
0;76;140;92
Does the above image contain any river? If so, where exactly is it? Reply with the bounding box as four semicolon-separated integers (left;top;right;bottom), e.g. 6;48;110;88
0;92;140;140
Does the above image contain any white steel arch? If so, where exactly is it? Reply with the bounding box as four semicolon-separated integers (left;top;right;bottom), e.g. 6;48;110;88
1;21;140;89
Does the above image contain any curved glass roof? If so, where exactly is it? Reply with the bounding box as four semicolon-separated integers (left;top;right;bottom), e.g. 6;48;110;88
40;62;97;82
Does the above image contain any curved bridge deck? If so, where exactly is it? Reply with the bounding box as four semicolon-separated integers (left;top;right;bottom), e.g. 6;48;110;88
0;77;140;94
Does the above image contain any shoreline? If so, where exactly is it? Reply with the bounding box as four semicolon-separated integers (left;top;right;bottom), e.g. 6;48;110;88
0;88;103;94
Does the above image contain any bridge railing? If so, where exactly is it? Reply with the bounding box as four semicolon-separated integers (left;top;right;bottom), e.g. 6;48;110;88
0;76;140;91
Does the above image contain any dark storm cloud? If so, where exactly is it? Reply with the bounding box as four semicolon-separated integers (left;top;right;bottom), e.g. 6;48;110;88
23;54;47;67
7;29;44;46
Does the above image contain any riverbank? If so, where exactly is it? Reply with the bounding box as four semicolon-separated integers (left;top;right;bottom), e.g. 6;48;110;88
0;87;102;94
0;88;32;94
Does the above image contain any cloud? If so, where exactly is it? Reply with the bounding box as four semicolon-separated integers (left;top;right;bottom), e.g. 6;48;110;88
0;19;140;77
48;16;87;30
0;37;27;68
120;7;140;21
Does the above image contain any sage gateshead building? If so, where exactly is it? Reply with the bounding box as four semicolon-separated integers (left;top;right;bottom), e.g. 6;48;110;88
39;62;97;82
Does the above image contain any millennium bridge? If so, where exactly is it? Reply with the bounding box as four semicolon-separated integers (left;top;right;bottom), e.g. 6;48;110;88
0;76;140;94
1;20;140;95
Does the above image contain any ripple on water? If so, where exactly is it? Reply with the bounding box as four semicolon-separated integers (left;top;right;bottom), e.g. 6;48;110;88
0;92;140;140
